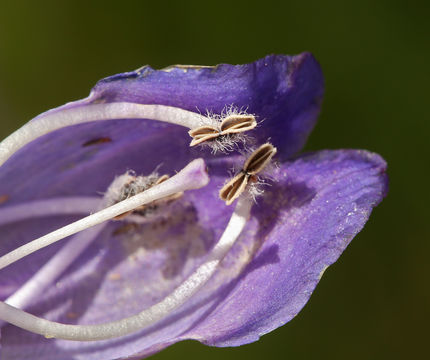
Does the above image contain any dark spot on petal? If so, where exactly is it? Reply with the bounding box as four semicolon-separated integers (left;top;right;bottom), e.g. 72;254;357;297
112;223;140;236
82;137;112;147
108;273;121;281
66;312;78;319
0;194;9;205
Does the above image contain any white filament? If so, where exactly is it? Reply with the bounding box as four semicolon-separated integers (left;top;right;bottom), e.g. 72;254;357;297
0;159;209;270
1;198;106;325
0;102;208;167
3;224;105;312
0;196;103;325
0;196;252;341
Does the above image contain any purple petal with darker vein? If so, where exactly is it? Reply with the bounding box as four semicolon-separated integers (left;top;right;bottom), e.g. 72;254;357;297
89;52;324;159
0;53;323;303
183;149;388;347
0;149;387;360
0;53;323;204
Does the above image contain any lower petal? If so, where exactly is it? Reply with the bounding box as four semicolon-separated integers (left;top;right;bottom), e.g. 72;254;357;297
183;149;388;346
0;149;388;359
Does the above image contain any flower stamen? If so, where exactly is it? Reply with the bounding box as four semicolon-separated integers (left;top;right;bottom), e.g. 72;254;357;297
0;159;209;270
0;196;253;341
188;125;219;147
189;113;257;148
2;225;105;315
0;102;208;167
219;142;277;205
112;173;183;221
0;169;162;317
0;196;102;322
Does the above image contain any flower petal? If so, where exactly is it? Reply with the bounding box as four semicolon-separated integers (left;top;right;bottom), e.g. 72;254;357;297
1;53;323;196
0;53;323;337
182;149;388;347
0;53;323;205
88;52;324;159
0;149;387;359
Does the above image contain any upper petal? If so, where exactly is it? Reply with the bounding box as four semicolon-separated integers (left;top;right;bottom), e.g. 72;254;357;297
89;52;324;159
0;53;323;204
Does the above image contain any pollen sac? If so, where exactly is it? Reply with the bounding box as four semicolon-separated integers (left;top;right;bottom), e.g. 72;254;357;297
219;142;277;205
243;143;277;175
188;113;257;148
219;114;257;135
219;172;248;206
188;126;219;147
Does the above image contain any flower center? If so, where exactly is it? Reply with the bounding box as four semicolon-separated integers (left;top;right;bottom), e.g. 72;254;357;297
0;159;209;270
0;99;275;342
109;171;183;221
0;195;252;340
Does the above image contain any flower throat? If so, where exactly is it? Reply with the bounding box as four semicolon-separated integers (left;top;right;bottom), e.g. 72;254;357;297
0;101;276;341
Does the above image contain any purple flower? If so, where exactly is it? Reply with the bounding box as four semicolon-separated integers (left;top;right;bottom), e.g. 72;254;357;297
0;53;388;360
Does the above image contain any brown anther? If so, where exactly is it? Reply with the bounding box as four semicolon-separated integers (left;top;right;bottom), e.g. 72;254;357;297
220;114;257;135
243;143;277;175
219;172;248;206
188;114;257;147
188;126;219;147
219;143;277;205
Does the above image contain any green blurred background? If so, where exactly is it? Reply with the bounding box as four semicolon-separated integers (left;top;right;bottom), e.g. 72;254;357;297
0;0;428;359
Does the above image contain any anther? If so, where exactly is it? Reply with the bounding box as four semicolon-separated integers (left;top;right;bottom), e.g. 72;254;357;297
188;126;219;147
243;142;277;174
188;114;257;148
219;142;277;205
219;114;257;134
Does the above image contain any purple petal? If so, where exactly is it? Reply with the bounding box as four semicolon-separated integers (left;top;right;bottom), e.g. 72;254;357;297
0;53;323;306
88;52;324;159
0;53;323;205
0;149;387;359
183;149;388;347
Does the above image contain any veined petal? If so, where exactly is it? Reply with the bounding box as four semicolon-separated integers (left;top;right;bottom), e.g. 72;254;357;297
183;149;388;347
88;52;324;159
0;150;387;359
0;53;323;205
